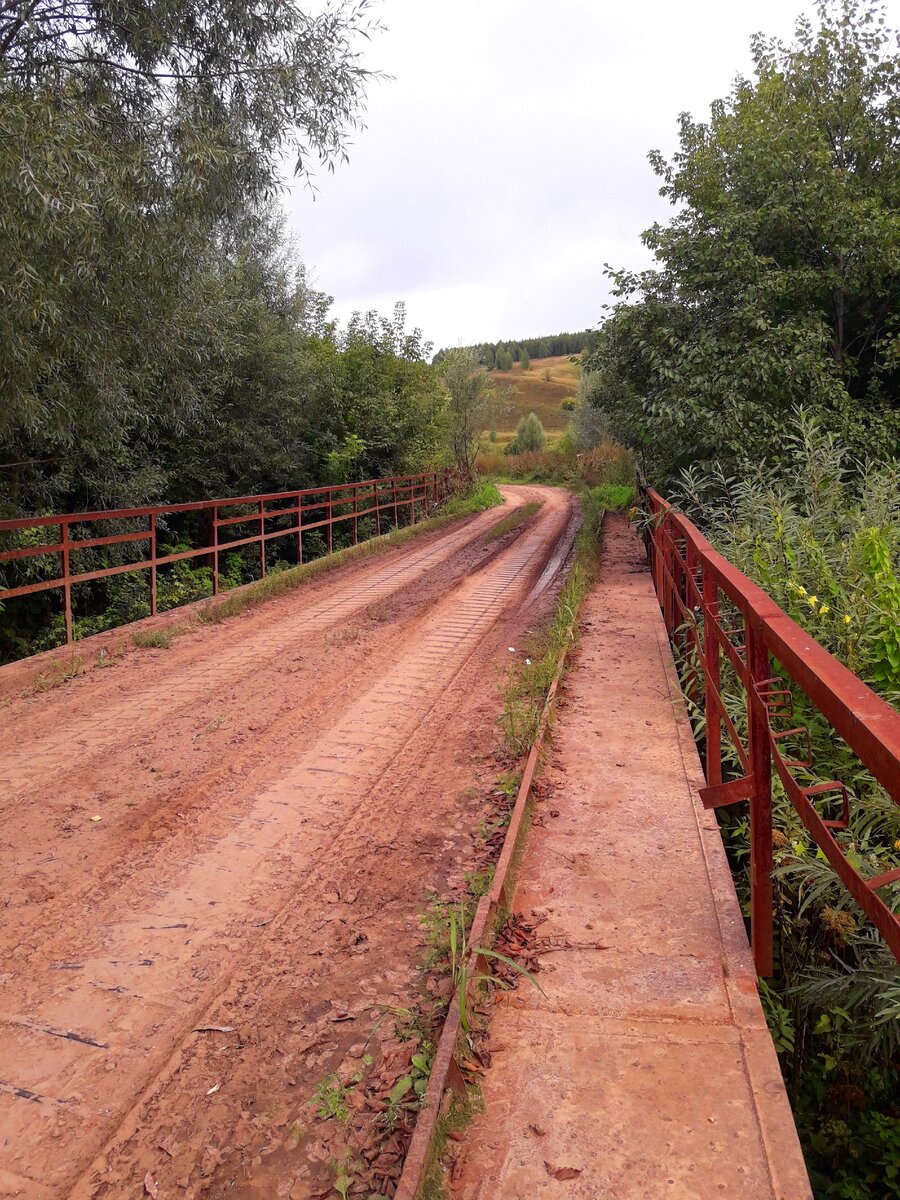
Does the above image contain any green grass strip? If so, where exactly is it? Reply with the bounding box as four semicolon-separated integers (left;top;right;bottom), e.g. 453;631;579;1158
499;486;606;757
196;481;504;627
481;500;543;544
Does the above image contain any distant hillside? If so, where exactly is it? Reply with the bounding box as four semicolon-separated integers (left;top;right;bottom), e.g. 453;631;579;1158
434;328;597;370
488;355;580;445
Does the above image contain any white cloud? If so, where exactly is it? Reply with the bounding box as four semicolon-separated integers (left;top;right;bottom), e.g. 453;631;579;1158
283;0;899;349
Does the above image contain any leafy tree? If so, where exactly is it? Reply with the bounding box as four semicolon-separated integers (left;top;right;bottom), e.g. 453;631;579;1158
585;0;900;481
519;347;531;371
0;1;377;514
441;349;495;474
508;411;546;454
0;1;377;189
569;372;609;451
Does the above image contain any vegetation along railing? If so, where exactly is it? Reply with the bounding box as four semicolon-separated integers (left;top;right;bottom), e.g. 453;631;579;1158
642;486;900;975
0;472;446;646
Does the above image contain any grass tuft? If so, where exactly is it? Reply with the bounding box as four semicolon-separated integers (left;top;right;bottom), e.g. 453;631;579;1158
132;627;181;650
34;655;84;692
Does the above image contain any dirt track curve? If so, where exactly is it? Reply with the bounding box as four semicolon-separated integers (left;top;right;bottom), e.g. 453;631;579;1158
0;485;575;1200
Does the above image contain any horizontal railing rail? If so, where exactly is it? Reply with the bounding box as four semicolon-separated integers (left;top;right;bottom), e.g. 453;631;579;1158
641;485;900;974
0;471;447;647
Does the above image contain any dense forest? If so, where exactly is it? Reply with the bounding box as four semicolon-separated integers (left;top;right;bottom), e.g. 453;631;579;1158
0;1;446;521
433;329;598;371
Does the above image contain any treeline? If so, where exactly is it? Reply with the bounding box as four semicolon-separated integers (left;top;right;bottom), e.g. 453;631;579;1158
0;1;445;523
434;329;598;371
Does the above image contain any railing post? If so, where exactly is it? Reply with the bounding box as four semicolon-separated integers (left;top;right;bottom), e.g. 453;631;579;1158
747;618;774;977
409;479;415;526
691;540;705;700
259;500;266;577
61;519;73;645
352;484;358;545
212;505;219;595
392;478;398;528
663;517;675;634
674;536;687;653
327;490;333;556
374;481;381;537
296;493;303;565
702;561;721;787
650;505;662;603
149;512;158;616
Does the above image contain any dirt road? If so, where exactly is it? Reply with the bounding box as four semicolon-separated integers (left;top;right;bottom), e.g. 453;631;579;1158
0;485;575;1199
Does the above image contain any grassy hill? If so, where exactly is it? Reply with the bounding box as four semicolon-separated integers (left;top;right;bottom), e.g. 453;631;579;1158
487;355;580;446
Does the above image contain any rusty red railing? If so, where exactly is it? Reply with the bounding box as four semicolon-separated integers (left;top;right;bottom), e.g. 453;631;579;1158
0;471;446;646
642;486;900;974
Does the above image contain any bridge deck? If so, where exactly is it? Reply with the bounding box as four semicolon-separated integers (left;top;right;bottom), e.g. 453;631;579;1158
454;516;812;1199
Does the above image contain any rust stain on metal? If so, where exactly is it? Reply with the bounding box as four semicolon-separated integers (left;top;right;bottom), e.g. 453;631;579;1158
642;485;900;969
0;472;447;647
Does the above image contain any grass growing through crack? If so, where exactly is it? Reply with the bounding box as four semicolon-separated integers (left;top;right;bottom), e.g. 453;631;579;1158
480;500;542;544
498;486;606;757
419;1086;484;1200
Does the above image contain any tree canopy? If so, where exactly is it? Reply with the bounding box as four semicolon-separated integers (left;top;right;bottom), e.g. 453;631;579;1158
585;0;900;481
435;329;597;370
0;2;448;519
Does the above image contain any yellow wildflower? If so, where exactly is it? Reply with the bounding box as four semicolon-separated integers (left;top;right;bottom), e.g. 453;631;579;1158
819;605;830;616
844;614;851;625
796;585;808;597
807;595;818;607
895;839;900;853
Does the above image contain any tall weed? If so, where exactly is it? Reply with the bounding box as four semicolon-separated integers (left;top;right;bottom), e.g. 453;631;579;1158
669;410;900;1197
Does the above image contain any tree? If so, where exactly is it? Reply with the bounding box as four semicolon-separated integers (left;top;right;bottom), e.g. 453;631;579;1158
569;373;609;451
509;411;546;454
0;1;377;192
520;347;531;371
441;350;494;474
585;0;900;481
0;2;378;514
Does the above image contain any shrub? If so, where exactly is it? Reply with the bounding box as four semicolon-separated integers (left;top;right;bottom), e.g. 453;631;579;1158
506;412;547;456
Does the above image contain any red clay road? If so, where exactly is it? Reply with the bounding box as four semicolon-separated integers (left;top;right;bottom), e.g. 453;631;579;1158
0;485;574;1200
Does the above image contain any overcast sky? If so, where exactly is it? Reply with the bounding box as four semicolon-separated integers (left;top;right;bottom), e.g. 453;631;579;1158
283;0;896;351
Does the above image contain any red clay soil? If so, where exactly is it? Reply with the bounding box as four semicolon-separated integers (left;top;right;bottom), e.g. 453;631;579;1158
0;485;575;1200
449;515;812;1200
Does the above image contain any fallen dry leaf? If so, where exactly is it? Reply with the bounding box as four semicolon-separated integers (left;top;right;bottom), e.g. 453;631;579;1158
544;1162;582;1181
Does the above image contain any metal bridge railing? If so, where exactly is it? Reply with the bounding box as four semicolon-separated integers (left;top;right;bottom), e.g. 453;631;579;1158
0;471;446;646
641;486;900;974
